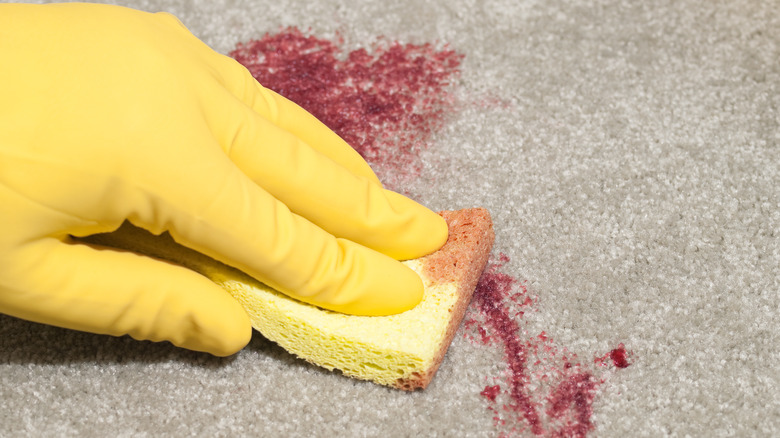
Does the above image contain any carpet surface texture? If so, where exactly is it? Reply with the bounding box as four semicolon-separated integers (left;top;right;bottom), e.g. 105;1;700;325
1;0;778;436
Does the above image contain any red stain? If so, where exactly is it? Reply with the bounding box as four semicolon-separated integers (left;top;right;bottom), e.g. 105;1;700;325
472;257;543;435
595;344;632;369
230;28;462;186
610;346;631;368
481;384;502;402
546;372;599;437
466;254;621;437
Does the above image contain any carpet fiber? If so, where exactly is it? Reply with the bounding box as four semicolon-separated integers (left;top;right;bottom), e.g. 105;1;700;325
1;0;778;436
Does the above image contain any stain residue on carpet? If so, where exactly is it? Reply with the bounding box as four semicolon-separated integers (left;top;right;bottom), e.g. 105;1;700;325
230;27;462;187
464;254;631;437
231;30;629;438
595;343;632;369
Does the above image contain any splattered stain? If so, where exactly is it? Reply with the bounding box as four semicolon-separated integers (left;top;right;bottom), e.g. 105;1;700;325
471;255;543;435
230;27;462;187
231;30;629;437
465;254;630;437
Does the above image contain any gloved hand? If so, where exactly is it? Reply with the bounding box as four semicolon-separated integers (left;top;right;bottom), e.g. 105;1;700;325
0;4;447;356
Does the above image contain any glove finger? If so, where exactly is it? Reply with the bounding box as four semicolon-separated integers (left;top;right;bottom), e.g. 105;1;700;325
0;238;252;356
211;54;382;186
135;158;424;316
202;88;447;261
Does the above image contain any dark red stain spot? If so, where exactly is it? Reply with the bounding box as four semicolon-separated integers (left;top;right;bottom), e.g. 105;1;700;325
230;28;462;186
610;346;631;369
481;384;502;402
595;344;632;369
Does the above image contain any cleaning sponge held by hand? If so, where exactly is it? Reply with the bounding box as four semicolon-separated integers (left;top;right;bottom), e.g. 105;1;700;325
87;208;494;390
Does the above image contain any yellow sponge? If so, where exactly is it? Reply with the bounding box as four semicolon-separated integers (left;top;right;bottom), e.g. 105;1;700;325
88;208;493;390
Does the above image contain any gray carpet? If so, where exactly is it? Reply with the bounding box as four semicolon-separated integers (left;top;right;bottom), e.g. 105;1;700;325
2;0;778;436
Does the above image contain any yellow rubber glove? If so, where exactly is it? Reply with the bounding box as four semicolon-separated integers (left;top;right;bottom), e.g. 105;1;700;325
0;3;448;356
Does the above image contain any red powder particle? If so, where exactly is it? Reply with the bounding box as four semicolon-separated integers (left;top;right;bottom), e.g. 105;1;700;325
595;344;632;369
481;384;502;402
230;28;463;186
610;346;631;368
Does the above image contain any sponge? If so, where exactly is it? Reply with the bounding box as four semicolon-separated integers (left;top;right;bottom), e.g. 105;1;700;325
88;208;493;390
